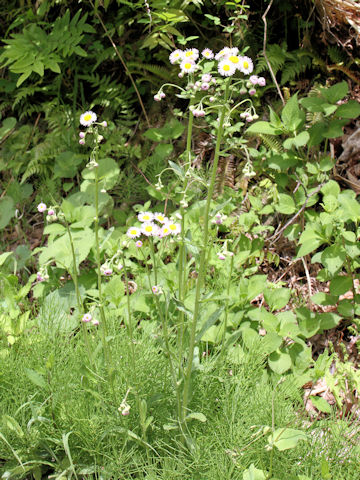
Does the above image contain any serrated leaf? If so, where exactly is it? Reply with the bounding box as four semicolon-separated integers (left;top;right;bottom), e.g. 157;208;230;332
24;368;47;389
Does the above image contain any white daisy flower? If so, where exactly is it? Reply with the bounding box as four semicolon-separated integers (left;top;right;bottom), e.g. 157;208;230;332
218;59;236;77
239;56;254;75
249;75;259;85
152;285;162;295
184;48;199;61
154;212;168;223
201;48;214;59
80;111;97;127
138;211;154;222
127;226;141;238
229;47;239;55
258;76;266;86
141;222;159;236
228;54;241;67
215;47;231;60
37;202;47;213
135;240;143;248
160;224;171;237
169;49;184;64
180;59;197;74
166;222;181;235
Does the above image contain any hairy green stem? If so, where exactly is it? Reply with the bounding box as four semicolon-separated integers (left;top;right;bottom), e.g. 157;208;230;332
93;152;111;372
180;80;230;428
64;221;93;364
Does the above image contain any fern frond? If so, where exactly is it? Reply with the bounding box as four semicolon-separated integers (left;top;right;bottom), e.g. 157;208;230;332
256;44;287;76
259;134;284;153
127;62;172;82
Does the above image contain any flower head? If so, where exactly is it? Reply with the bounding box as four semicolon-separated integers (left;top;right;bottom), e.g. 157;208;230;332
218;253;226;260
80;111;97;127
138;211;154;222
180;59;197;74
92;318;99;326
239;56;254;75
169;49;184;64
184;48;199;61
135;240;143;248
201;73;212;83
249;75;259;85
79;131;85;139
258;76;266;87
100;265;113;276
154;212;167;224
141;222;159;237
152;285;162;295
202;48;214;59
127;226;141;239
228;54;241;66
37;202;47;213
218;59;236;77
166;222;181;235
82;313;92;323
215;47;231;60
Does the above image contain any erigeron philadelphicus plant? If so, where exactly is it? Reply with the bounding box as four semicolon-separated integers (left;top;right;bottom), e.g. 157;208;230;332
152;46;267;436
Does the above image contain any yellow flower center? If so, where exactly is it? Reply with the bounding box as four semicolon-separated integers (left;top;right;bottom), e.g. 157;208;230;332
130;229;137;235
184;63;192;69
169;224;176;230
229;55;239;63
223;64;230;71
243;61;249;69
157;215;164;221
143;215;150;220
185;51;193;57
145;226;153;232
83;113;92;121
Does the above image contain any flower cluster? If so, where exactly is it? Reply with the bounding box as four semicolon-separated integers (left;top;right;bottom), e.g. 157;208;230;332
167;46;259;78
79;110;107;145
37;203;58;222
127;211;181;240
36;268;49;283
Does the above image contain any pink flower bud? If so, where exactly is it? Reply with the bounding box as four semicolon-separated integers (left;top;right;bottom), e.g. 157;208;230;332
79;131;85;138
79;139;85;145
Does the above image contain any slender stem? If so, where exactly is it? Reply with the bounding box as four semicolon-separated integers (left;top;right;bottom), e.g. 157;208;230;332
220;254;234;357
180;80;230;426
93;152;111;370
64;221;93;365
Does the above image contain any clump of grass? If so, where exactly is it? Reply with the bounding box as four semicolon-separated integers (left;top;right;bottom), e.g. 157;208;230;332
1;318;360;479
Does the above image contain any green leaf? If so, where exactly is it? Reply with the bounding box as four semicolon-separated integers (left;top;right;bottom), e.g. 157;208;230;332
317;312;341;331
268;349;292;374
323;119;347;139
24;368;47;389
292;130;310;147
0;252;13;266
0;196;15;229
264;288;291;311
329;275;353;296
103;276;124;307
319;245;346;275
196;307;224;341
246;121;282;135
335;100;360;119
311;292;338;306
281;94;303;132
268;428;307;451
2;415;24;437
310;396;332;414
16;70;32;87
276;193;296;214
321;81;348;104
243;464;266;480
186;412;207;422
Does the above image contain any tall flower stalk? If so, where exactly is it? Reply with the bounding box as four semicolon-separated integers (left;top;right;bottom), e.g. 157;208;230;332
180;80;230;428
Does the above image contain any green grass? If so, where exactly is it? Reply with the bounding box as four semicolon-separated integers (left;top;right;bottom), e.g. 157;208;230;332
1;312;360;480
